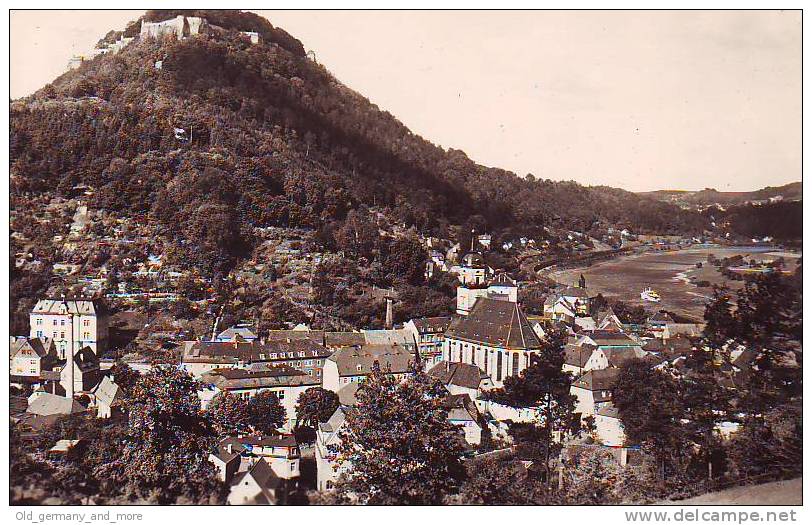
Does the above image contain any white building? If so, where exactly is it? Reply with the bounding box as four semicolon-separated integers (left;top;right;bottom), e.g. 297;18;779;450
9;336;57;380
140;15;206;39
570;368;620;418
444;297;543;388
30;299;109;358
200;368;321;431
321;344;415;393
316;406;353;491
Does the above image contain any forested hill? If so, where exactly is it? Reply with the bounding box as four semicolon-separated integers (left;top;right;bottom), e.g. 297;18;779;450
11;10;707;273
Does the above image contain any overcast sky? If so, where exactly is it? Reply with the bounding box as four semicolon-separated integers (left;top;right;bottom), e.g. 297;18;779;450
10;10;801;192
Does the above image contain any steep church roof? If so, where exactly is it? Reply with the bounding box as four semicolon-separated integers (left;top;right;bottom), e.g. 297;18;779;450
446;298;542;350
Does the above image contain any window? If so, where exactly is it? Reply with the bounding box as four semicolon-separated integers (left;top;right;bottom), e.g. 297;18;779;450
512;353;520;376
497;352;503;382
61;319;66;326
276;391;285;400
36;331;43;338
83;319;90;327
83;332;90;340
53;320;58;326
36;318;42;326
60;332;65;339
484;351;489;374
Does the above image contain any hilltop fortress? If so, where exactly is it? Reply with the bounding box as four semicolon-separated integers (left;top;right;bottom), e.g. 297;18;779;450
140;14;207;39
67;14;260;71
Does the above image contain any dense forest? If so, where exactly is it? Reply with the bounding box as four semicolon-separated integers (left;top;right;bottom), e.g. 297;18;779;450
10;11;712;279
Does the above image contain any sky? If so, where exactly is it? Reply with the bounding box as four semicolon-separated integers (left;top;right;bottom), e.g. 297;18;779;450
9;10;801;192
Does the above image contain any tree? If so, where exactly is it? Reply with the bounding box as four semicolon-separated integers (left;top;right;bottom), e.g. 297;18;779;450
206;391;251;436
485;330;586;484
562;446;621;504
613;359;687;479
725;400;802;482
732;274;802;417
110;361;140;397
248;390;286;434
295;387;339;429
453;453;557;505
334;363;466;504
96;366;224;504
682;287;736;482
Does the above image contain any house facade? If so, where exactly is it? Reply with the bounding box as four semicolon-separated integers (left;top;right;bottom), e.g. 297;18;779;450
29;299;109;358
200;368;320;431
321;344;415;393
404;317;452;370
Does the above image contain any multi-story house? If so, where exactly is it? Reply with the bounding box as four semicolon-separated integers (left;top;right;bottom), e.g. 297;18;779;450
29;299;109;358
321;343;415;393
404;317;452;369
200;367;320;431
9;336;58;383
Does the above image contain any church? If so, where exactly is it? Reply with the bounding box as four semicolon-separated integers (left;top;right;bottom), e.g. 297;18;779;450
444;253;542;387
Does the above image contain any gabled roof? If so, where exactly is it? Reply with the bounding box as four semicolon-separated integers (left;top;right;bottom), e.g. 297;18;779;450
202;367;320;390
324;332;366;347
231;459;281;504
336;382;361;406
31;299;105;316
10;337;55;359
572;368;621;392
326;344;415;377
72;347;100;372
217;326;258;341
446;298;542;350
579;330;640;348
239;433;297;448
428;361;487;390
264;330;325;344
212;436;247;464
93;375;120;406
564;343;595;368
408;317;452;334
362;329;416;347
602;347;647;368
27;394;85;416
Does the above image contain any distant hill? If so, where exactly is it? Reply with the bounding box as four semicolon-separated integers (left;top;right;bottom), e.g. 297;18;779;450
11;11;710;276
641;182;801;207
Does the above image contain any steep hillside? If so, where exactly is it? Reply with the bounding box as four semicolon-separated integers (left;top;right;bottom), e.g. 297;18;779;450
10;10;708;279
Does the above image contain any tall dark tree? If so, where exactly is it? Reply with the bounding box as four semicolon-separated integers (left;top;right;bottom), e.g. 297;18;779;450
485;330;586;483
613;359;687;479
335;363;466;504
682;287;736;481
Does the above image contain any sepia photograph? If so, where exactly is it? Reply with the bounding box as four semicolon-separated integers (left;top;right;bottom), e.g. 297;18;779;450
5;3;804;515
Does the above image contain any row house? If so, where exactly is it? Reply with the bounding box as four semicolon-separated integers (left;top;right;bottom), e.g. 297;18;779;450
181;339;332;380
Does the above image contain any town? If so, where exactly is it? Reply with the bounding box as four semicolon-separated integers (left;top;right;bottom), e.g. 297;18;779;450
9;10;802;507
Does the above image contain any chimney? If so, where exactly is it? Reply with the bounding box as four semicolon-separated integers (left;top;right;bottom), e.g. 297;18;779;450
385;297;393;330
226;443;233;454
